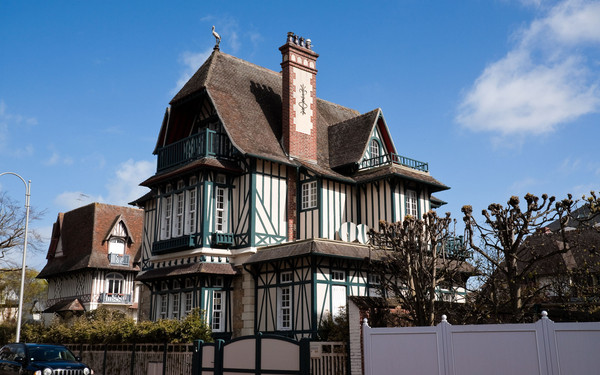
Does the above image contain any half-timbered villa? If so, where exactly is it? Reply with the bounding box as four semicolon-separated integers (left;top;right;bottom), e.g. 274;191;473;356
39;203;143;320
133;32;453;339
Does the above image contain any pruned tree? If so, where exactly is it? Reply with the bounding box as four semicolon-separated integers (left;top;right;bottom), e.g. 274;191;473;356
461;193;576;322
369;211;471;326
0;192;44;267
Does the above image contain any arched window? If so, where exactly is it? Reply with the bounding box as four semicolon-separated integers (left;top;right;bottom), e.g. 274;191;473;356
108;238;125;255
106;273;124;295
369;139;381;166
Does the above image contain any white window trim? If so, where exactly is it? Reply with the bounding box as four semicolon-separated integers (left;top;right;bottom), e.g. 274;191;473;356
406;189;418;218
212;291;224;332
278;271;293;331
215;186;228;233
301;181;317;210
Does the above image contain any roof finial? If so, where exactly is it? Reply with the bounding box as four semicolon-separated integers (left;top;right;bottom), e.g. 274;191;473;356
212;26;221;50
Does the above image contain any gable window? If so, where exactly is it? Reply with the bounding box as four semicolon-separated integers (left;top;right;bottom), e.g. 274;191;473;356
108;238;125;255
370;139;381;165
406;189;418;218
215;186;228;233
301;181;317;210
278;271;293;331
212;291;223;332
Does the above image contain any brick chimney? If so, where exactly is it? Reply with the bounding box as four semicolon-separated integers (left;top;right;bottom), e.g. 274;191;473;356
280;32;319;163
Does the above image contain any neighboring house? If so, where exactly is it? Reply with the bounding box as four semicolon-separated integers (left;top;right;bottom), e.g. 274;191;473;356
133;32;454;339
525;205;600;307
38;203;143;320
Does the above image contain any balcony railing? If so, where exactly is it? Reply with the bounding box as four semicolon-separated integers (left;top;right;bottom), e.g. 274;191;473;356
156;129;236;172
108;253;130;266
213;232;234;246
152;235;197;255
359;153;428;172
100;293;132;304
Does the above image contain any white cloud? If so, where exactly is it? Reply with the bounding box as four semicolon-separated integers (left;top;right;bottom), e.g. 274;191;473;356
171;48;213;95
457;0;600;137
43;150;74;166
105;159;154;206
54;159;153;211
54;192;100;211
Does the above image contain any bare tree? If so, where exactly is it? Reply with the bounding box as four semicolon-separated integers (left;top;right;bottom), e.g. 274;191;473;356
369;211;471;326
0;192;44;267
461;193;576;322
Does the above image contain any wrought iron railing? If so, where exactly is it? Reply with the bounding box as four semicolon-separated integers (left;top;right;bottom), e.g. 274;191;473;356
100;293;132;304
108;253;130;266
156;129;236;172
359;153;429;172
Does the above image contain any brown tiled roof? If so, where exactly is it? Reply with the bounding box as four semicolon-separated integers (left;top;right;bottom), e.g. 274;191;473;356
244;238;476;274
136;262;238;281
43;298;85;313
328;109;381;169
354;164;450;192
518;229;600;276
244;238;373;264
38;203;143;278
155;49;448;189
140;158;244;187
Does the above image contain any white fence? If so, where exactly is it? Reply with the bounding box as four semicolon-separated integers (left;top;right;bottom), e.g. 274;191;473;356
362;312;600;375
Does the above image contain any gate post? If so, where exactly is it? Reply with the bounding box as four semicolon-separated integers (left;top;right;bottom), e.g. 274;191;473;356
192;340;203;375
299;338;310;375
214;339;225;375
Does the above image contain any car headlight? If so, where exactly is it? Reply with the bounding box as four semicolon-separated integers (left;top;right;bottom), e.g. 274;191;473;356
43;369;53;375
84;368;90;375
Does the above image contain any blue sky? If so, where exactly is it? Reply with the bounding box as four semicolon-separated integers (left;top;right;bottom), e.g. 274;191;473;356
1;0;599;270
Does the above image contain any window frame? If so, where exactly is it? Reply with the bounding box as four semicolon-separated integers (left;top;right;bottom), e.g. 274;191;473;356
278;271;293;331
301;180;318;210
406;189;418;218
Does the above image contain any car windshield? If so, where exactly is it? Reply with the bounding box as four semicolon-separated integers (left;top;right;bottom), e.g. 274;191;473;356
28;346;77;362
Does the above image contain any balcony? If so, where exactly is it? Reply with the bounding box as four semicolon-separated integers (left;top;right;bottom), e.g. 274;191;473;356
359;153;428;172
100;293;132;304
108;253;130;266
152;235;198;255
156;129;236;172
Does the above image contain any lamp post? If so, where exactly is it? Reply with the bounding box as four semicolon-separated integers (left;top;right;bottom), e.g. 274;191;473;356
0;172;31;343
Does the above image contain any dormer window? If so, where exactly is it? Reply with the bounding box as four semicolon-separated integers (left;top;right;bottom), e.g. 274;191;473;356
108;238;125;255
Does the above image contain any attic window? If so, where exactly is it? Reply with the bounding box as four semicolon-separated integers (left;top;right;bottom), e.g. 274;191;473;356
108;238;125;255
370;139;381;161
301;181;317;210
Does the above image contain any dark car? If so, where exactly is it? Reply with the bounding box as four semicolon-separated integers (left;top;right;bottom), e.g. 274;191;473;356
0;343;93;375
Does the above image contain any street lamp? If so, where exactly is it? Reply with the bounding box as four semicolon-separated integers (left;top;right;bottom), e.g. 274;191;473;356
0;172;31;343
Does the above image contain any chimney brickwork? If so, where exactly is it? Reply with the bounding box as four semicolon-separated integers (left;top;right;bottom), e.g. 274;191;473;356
280;32;319;163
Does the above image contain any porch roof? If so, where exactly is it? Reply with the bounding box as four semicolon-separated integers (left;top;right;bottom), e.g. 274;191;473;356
244;238;376;264
136;262;238;281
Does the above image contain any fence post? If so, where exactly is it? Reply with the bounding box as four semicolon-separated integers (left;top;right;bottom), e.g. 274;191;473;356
103;345;107;375
362;319;371;375
299;338;310;375
162;343;168;375
130;344;136;375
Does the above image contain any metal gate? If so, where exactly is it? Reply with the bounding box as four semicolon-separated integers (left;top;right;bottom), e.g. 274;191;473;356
192;334;310;375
